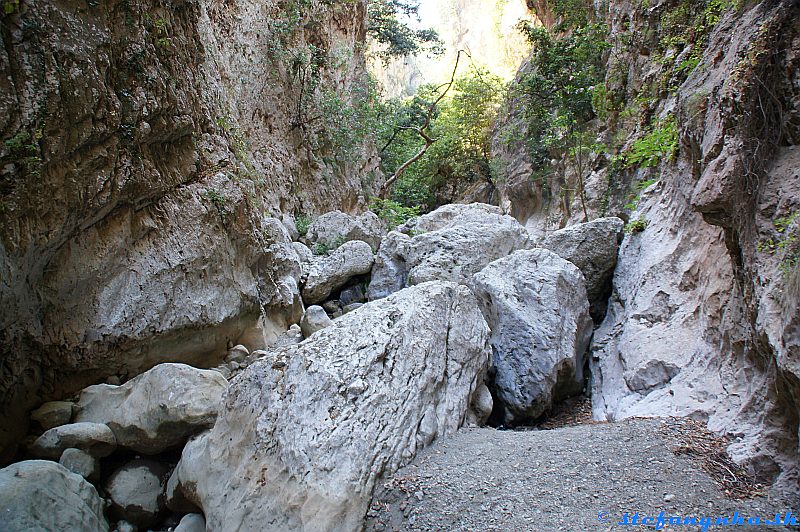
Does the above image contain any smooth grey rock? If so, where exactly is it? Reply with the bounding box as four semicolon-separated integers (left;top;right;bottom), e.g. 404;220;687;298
322;300;341;314
225;344;249;363
75;363;228;454
300;306;334;338
273;324;304;348
472;249;593;424
367;231;411;300
115;521;136;532
59;448;101;483
282;214;300;242
0;460;108;531
175;513;207;532
467;383;494;426
31;422;116;459
30;401;74;430
302;240;374;304
541;217;624;321
292;241;313;266
398;203;505;234
369;203;530;300
106;458;169;528
305;210;384;250
171;282;491;531
342;302;364;314
339;283;366;306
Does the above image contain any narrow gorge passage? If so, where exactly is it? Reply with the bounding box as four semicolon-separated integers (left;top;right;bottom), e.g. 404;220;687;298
1;0;799;530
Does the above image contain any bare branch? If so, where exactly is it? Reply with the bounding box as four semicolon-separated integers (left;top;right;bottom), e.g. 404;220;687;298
379;50;465;198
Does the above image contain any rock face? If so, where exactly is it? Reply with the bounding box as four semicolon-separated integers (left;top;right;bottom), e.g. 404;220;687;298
472;249;594;424
493;0;800;494
171;281;491;531
75;363;228;454
106;458;170;528
175;513;207;532
0;0;378;459
0;460;108;531
368;203;530;300
541;217;625;322
30;422;117;460
302;240;375;304
305;210;385;250
300;306;335;338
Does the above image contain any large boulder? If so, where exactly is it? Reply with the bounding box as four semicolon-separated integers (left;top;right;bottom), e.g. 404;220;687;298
368;203;530;300
302;240;374;304
75;363;228;454
305;210;385;250
30;422;116;459
472;249;594;424
541;217;624;322
106;458;170;528
0;460;108;531
170;281;491;531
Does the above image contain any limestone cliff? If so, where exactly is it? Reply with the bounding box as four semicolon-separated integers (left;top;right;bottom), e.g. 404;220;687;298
0;0;379;460
493;0;800;494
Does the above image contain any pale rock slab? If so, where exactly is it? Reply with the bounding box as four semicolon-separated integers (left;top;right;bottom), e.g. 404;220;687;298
306;210;385;250
106;458;169;528
31;422;116;459
302;240;374;304
75;363;228;454
369;203;530;300
540;217;624;322
472;249;593;424
300;305;334;338
59;448;101;483
0;460;108;531
171;282;491;531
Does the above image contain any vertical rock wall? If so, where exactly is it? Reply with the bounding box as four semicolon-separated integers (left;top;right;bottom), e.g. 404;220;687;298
494;0;800;495
0;0;378;461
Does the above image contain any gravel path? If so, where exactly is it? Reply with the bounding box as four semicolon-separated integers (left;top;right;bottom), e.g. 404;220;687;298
366;418;796;531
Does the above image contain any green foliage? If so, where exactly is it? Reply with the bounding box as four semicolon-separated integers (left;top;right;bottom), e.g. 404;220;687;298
623;178;659;210
203;189;229;221
3;129;43;175
296;214;312;237
3;1;19;14
312;235;347;256
367;0;443;61
515;19;610;168
369;197;420;230
379;67;505;209
625;217;648;234
625;115;678;168
758;212;799;276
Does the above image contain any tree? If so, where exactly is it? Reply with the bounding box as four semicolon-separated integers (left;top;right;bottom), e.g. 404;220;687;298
367;0;443;61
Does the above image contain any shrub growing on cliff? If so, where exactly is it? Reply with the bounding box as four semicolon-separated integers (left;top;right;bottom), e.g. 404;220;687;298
625;116;678;168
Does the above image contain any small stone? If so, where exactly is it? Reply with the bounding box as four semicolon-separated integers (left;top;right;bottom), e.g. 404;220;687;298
664;493;675;502
300;305;334;338
225;345;249;364
174;513;206;532
106;376;121;386
342;302;364;314
31;401;75;430
115;520;136;532
59;448;101;483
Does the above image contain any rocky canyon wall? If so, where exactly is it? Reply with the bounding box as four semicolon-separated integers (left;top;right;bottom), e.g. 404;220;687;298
0;0;378;461
493;0;800;494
